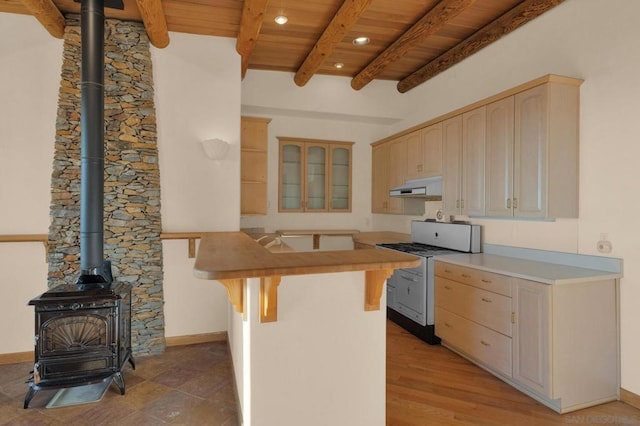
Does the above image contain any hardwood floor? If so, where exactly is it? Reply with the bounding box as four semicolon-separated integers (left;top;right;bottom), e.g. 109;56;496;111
387;320;640;425
1;322;639;425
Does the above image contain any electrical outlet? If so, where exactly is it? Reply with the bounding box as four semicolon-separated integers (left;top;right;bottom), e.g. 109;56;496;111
597;233;612;253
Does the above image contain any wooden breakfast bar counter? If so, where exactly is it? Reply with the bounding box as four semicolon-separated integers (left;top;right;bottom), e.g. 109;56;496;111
194;231;419;322
193;231;420;426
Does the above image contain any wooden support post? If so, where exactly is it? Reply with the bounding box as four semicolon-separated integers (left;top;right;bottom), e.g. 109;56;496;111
260;276;282;323
219;279;244;315
364;269;393;311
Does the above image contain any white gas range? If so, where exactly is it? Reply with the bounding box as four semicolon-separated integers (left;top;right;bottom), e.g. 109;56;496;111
377;221;480;344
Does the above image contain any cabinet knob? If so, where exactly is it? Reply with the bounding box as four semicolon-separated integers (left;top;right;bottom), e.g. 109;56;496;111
513;198;518;209
480;340;490;347
481;297;492;303
461;274;470;278
507;198;512;209
444;285;452;290
481;279;492;284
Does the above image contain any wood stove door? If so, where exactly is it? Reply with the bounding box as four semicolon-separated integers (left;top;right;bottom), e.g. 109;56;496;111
35;307;117;383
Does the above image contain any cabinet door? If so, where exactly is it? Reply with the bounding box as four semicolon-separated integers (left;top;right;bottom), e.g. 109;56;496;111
442;115;462;215
305;143;328;211
371;143;390;213
485;97;515;217
514;85;548;218
422;122;443;177
462;106;485;216
513;278;551;397
241;117;270;215
388;138;407;214
279;142;304;211
329;144;351;211
405;130;424;179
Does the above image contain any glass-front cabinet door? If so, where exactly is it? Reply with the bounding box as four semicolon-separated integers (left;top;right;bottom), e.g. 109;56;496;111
305;144;327;211
278;138;352;212
330;145;351;211
280;142;304;211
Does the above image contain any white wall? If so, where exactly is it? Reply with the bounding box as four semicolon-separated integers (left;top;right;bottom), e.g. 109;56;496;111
0;18;240;353
370;0;640;394
233;273;386;426
152;32;241;338
0;14;62;354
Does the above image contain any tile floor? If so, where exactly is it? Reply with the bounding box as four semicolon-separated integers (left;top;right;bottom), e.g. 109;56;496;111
0;341;238;425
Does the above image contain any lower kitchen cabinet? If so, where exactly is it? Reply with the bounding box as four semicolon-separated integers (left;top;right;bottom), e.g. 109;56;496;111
435;261;619;413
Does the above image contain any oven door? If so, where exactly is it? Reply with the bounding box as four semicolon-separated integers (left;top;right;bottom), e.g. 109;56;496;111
392;262;426;326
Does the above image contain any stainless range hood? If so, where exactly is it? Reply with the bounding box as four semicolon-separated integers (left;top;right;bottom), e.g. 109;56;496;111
389;176;442;200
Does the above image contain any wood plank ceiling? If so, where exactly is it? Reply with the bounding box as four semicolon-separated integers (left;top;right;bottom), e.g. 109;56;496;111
1;0;565;92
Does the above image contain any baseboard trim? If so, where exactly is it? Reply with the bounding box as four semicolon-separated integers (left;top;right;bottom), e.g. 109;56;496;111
621;388;640;411
0;351;33;365
0;332;228;365
165;331;228;347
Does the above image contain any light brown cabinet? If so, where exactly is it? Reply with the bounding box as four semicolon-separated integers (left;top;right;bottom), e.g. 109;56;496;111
405;125;442;180
442;107;485;216
241;117;271;215
435;260;619;413
371;74;582;219
372;136;424;215
278;137;352;212
371;143;390;213
485;81;580;218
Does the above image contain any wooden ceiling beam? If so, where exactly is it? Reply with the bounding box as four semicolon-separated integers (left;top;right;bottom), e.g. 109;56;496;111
236;0;270;79
351;0;476;91
294;0;374;87
135;0;170;48
397;0;565;93
20;0;65;39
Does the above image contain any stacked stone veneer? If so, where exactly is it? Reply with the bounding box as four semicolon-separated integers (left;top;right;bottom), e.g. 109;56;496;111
48;15;165;355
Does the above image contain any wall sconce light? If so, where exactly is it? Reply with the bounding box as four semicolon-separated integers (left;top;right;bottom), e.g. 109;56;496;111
201;138;230;162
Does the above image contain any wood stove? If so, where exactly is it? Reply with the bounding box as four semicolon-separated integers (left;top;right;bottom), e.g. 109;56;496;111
23;0;135;410
24;279;134;408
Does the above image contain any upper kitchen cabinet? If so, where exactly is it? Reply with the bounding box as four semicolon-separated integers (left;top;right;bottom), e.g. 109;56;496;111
372;142;390;213
241;117;271;215
405;124;442;180
278;137;353;212
485;97;515;217
372;136;424;215
442;115;463;214
442;107;485;216
486;79;580;218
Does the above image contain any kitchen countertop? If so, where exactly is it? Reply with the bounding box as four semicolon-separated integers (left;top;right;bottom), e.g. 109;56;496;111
194;231;420;280
352;232;412;247
436;253;623;285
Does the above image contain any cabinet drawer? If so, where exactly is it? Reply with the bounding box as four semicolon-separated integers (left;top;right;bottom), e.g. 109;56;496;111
435;262;511;297
436;307;512;378
436;278;512;337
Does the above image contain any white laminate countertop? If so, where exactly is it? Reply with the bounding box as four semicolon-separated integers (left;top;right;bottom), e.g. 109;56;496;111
435;253;623;285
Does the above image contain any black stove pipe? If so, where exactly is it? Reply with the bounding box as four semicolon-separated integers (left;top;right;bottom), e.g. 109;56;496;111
77;0;107;285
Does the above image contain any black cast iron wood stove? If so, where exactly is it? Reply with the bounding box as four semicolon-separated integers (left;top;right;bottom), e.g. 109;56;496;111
24;0;135;409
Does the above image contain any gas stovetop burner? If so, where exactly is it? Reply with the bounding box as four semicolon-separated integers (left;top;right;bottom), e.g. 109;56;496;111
377;242;460;258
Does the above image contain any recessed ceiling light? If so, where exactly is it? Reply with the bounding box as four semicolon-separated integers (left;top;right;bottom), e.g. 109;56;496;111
334;62;345;69
353;36;370;45
274;15;288;25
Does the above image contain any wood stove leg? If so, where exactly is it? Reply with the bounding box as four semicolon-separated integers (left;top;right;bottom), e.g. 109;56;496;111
112;373;125;395
127;355;136;370
24;386;36;409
